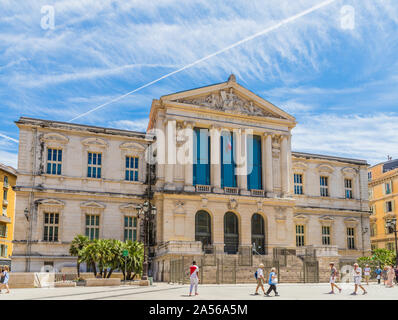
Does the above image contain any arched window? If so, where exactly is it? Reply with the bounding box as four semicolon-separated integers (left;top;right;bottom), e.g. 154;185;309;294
224;212;239;254
195;211;211;248
251;213;266;255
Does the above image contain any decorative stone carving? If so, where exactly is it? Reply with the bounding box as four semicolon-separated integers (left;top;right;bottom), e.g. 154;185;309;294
175;88;283;118
228;198;238;210
174;201;185;215
201;197;208;208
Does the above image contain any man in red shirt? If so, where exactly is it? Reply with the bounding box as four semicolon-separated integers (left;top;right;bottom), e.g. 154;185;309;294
189;261;200;296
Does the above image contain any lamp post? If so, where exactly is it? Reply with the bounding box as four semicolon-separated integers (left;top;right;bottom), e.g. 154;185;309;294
386;218;398;266
136;200;157;280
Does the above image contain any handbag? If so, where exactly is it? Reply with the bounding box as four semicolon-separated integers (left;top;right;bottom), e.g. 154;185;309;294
272;277;278;284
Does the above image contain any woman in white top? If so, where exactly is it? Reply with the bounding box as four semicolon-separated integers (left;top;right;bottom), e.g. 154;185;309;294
254;263;266;295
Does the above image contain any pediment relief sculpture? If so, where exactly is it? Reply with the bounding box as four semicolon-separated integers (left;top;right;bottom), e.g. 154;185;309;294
119;141;146;151
174;88;284;118
81;137;108;148
40;132;69;144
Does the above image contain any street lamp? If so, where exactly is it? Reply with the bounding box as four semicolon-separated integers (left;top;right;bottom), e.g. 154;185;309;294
136;200;157;281
385;218;398;266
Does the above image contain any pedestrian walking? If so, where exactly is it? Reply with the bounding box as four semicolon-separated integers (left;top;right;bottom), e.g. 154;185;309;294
375;266;382;284
0;265;3;293
363;264;371;285
189;260;200;296
265;267;279;297
382;266;388;285
0;265;10;294
386;265;395;288
328;262;342;294
254;263;266;295
351;263;367;295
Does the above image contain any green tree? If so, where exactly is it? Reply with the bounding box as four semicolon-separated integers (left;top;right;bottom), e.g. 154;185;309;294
121;240;144;280
69;235;89;278
358;248;396;269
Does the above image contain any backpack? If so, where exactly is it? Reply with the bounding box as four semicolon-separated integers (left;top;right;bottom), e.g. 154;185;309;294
254;271;258;279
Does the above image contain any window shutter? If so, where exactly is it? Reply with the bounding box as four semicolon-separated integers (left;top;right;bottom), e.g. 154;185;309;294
384;202;387;213
393;200;396;212
383;183;386;195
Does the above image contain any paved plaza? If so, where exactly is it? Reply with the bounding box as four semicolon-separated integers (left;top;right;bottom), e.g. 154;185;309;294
1;282;398;300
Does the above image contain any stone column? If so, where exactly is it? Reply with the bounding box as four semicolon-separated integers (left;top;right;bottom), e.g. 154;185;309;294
287;133;293;196
164;119;176;190
155;114;165;187
236;129;249;195
263;133;274;197
183;122;195;192
210;125;222;193
280;134;288;197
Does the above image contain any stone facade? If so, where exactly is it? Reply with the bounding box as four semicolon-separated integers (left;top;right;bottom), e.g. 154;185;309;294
12;76;371;282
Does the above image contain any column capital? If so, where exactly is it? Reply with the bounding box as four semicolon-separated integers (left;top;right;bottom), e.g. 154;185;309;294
183;121;195;129
210;124;222;131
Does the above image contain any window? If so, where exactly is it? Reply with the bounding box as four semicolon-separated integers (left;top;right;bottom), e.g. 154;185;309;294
320;176;329;197
251;213;266;255
0;244;7;257
125;156;139;182
344;179;353;199
220;131;236;188
3;176;8;187
224;212;239;254
0;224;7;237
3;189;7;200
386;221;395;234
387;243;395;252
2;207;6;216
43;213;59;242
294;174;303;195
247;135;262;190
124;216;138;241
296;225;305;247
385;201;394;213
85;215;99;240
322;226;331;245
46;148;62;175
194;128;211;186
347;227;355;249
195;211;212;249
385;182;392;195
368;172;372;181
369;188;373;200
371;244;377;251
370;224;377;237
87;152;102;178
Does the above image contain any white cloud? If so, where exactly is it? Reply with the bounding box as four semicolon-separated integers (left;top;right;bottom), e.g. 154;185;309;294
110;119;148;132
0;150;18;168
292;113;398;165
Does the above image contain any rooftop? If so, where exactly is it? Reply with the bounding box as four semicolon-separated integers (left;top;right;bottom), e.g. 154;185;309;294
0;163;17;176
292;151;368;166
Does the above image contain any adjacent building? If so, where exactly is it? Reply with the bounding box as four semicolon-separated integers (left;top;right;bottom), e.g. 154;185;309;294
0;163;17;267
12;75;371;281
368;159;398;251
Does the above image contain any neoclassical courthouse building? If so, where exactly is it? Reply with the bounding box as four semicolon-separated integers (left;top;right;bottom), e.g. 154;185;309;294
12;75;371;279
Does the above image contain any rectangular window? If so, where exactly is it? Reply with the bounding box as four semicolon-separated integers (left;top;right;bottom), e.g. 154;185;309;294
0;224;7;237
347;227;355;249
345;179;353;199
85;214;100;240
0;244;7;257
193;128;211;186
296;225;305;247
320;176;329;197
3;176;8;187
387;243;395;252
385;182;392;195
294;174;303;195
247;135;262;190
87;152;102;178
2;207;7;216
370;224;377;237
125;156;139;181
368;172;372;181
46;148;62;175
3;189;7;200
322;226;331;245
43;213;59;242
386;201;393;213
124;216;138;241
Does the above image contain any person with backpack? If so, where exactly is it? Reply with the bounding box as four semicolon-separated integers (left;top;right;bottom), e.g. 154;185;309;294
328;262;342;294
265;267;279;297
0;265;10;294
254;263;266;295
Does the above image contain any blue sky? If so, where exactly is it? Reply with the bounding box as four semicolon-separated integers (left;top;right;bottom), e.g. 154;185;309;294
1;0;398;168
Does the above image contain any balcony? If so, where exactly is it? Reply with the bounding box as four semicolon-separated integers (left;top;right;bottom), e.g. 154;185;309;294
195;185;211;193
0;215;11;224
250;189;264;197
224;187;239;195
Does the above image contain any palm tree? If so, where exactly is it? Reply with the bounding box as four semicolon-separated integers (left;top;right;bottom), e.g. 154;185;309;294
80;240;100;277
69;235;89;278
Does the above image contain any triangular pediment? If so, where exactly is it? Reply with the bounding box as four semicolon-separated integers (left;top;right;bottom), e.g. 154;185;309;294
160;75;295;122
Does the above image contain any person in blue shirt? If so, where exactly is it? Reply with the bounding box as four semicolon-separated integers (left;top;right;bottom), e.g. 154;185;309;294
375;266;382;285
265;267;279;297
